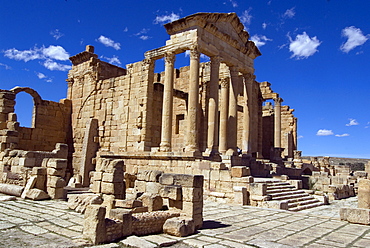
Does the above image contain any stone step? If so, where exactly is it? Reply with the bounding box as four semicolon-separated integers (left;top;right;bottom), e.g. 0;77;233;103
270;193;309;201
288;198;321;208
266;187;297;194
266;182;292;187
289;202;325;212
286;195;315;203
267;190;306;198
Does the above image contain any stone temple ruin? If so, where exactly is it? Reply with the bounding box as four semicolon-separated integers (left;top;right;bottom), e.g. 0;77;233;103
1;12;370;244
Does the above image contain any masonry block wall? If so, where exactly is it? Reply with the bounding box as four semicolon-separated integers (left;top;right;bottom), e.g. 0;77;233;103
0;88;71;152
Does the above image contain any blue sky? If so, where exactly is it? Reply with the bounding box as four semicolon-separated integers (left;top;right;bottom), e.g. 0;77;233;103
1;0;369;158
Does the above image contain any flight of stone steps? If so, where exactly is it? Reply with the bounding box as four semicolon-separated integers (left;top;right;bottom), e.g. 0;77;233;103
266;181;324;211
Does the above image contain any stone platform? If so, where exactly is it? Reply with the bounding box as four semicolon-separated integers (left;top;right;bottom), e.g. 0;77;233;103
0;194;369;247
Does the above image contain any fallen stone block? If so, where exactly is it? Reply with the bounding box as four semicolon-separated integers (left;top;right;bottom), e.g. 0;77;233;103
25;188;50;200
138;193;163;212
83;205;107;244
0;183;24;196
160;185;182;201
115;199;142;208
163;217;195;237
340;207;370;225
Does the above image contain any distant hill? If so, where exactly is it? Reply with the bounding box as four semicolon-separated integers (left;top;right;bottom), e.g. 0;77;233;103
301;156;369;171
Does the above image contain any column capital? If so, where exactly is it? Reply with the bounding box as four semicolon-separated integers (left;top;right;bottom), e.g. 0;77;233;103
243;73;256;82
164;52;176;65
189;46;200;60
210;55;222;65
274;97;283;105
220;77;230;88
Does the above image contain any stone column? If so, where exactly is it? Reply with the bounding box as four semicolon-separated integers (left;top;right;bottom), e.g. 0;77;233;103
219;77;229;154
185;47;200;152
274;97;283;148
206;56;221;155
227;66;239;155
160;52;176;152
242;73;255;154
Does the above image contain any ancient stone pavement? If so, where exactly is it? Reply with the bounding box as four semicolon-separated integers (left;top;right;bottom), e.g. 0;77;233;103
0;193;369;248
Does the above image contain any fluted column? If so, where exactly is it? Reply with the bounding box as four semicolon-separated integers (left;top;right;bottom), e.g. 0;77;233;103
159;52;175;152
227;66;239;155
206;56;221;155
274;97;283;148
219;77;229;154
185;47;200;152
242;73;255;154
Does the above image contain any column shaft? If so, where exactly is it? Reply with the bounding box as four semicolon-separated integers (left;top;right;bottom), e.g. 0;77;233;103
274;97;283;148
185;48;200;152
206;56;221;154
227;67;239;155
219;77;229;154
159;52;175;151
242;73;255;154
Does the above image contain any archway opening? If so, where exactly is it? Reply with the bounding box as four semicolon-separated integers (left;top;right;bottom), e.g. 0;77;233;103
14;92;34;128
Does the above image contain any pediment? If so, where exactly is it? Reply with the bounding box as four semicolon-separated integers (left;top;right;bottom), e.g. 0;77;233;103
164;13;260;58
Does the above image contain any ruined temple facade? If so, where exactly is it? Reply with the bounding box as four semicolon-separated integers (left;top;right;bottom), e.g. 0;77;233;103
0;13;302;201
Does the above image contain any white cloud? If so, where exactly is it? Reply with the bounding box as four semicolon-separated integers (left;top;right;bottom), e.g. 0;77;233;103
262;22;267;30
154;13;180;24
298;135;304;139
335;133;350;137
36;72;46;79
229;0;238;7
101;55;121;66
43;59;71;71
316;129;334;136
135;29;151;40
97;35;121;50
50;29;64;40
42;45;69;60
0;63;11;70
4;47;42;62
288;32;321;59
340;26;369;53
139;35;150;40
123;27;128;32
4;45;69;62
283;7;295;18
250;35;272;48
346;118;359;126
240;9;253;27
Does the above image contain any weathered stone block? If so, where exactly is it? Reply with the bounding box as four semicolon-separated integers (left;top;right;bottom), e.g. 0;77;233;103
231;166;250;177
182;201;203;215
102;172;123;183
115;199;142;208
145;182;162;194
160;185;182;201
134;180;146;193
47;187;66;199
358;179;370;209
163;217;195;237
47;176;66;188
248;183;267;196
83;205;107;244
137;170;163;182
46;167;65;177
0;183;24;196
101;182;125;195
19;158;36;167
32;167;47;176
25;188;50;200
174;174;203;188
340;207;370;225
91;180;101;193
138;193;163;212
233;186;249;205
182;187;202;202
47;159;67;170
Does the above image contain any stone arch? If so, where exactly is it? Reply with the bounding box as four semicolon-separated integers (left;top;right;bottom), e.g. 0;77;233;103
10;87;42;105
10;87;43;128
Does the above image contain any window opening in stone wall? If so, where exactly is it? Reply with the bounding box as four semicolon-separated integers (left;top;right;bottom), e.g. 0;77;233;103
14;92;34;128
175;114;185;134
